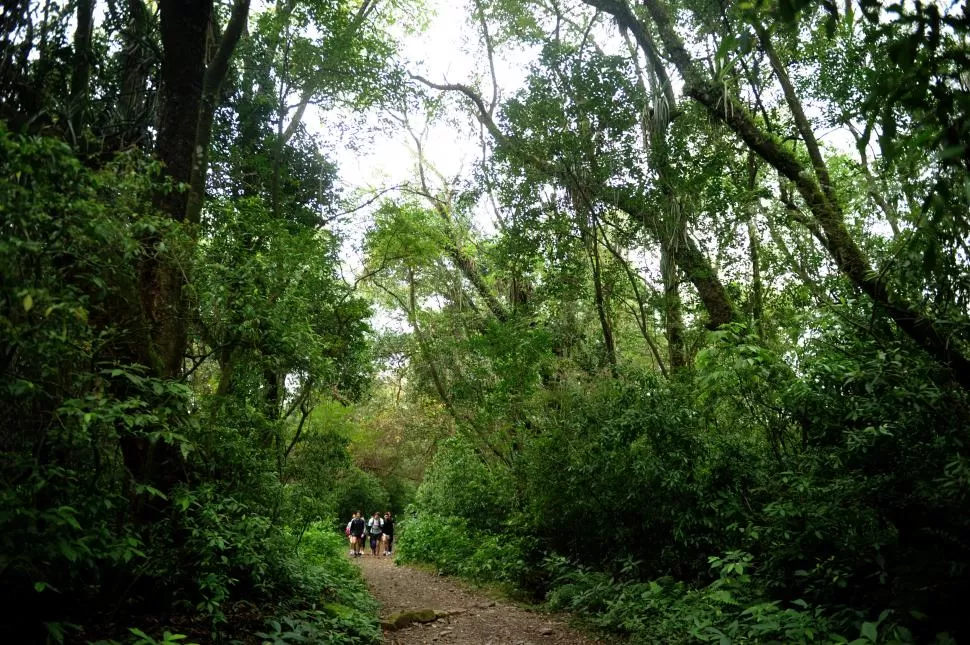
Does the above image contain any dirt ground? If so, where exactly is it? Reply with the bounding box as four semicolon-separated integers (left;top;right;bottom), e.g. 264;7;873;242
355;553;603;645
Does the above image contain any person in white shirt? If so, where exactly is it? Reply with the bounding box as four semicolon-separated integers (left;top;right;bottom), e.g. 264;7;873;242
366;512;383;556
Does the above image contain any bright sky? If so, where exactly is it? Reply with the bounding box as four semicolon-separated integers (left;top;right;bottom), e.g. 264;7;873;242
306;0;506;326
310;0;537;285
321;1;486;192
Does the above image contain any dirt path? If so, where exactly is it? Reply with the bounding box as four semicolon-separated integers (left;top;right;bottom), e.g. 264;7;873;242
355;554;603;645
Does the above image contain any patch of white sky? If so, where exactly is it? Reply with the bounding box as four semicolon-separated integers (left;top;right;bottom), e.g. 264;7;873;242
309;0;525;252
303;0;539;332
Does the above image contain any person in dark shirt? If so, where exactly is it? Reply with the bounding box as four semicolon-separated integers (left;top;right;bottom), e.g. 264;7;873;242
382;511;395;556
349;511;366;557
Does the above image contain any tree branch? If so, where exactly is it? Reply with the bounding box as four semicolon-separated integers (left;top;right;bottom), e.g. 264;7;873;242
580;0;676;113
637;0;970;384
413;71;737;328
185;0;251;226
752;21;836;205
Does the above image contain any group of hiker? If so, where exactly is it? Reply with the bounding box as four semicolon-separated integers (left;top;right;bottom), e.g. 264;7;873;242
346;511;394;557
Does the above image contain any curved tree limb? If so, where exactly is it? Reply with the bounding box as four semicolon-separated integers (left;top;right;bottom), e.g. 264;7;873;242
185;0;251;226
412;73;738;328
626;0;970;386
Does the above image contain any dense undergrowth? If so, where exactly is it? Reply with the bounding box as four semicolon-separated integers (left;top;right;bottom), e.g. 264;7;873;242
0;127;385;643
395;325;970;644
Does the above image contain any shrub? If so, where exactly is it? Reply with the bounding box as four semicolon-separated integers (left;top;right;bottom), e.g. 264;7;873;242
395;512;532;588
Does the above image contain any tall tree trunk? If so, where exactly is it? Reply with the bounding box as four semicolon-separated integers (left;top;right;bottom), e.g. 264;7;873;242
590;225;618;372
116;0;152;148
69;0;94;142
184;0;251;227
141;0;212;378
660;240;686;369
142;0;249;376
270;26;289;220
156;0;210;225
623;16;688;364
216;345;239;396
570;186;617;371
621;191;738;328
596;221;670;378
124;0;214;523
126;0;249;519
747;217;765;341
747;155;765;341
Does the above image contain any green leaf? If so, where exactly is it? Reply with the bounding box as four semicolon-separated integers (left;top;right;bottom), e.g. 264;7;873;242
940;145;965;161
22;293;33;312
861;621;878;642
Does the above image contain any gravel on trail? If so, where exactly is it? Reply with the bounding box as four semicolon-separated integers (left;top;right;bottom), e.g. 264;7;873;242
354;553;604;645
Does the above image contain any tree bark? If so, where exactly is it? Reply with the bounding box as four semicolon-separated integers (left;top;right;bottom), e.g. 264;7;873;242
156;0;211;225
126;0;249;519
141;0;212;378
660;241;686;369
615;191;737;328
185;0;251;227
614;0;970;387
747;217;765;340
69;0;95;141
116;0;153;148
590;230;618;371
571;187;618;371
596;220;670;378
747;155;765;341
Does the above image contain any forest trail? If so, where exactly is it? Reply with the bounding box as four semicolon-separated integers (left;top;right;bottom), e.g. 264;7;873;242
356;554;602;645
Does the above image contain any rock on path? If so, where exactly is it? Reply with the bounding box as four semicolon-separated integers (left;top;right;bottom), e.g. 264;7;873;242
355;553;602;645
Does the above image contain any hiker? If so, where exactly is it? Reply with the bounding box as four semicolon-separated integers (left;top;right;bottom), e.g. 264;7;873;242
367;511;383;556
382;511;395;556
349;511;366;557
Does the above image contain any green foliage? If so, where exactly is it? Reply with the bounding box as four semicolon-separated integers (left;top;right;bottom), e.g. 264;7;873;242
512;371;758;576
167;485;277;621
0;125;181;636
9;0;970;642
398;324;970;640
264;524;381;644
2;0;409;637
333;467;391;523
125;628;197;645
366;200;451;271
414;437;515;532
543;551;961;645
395;513;531;588
0;117;377;641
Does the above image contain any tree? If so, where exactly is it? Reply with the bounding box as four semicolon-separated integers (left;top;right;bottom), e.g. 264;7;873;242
585;0;970;385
